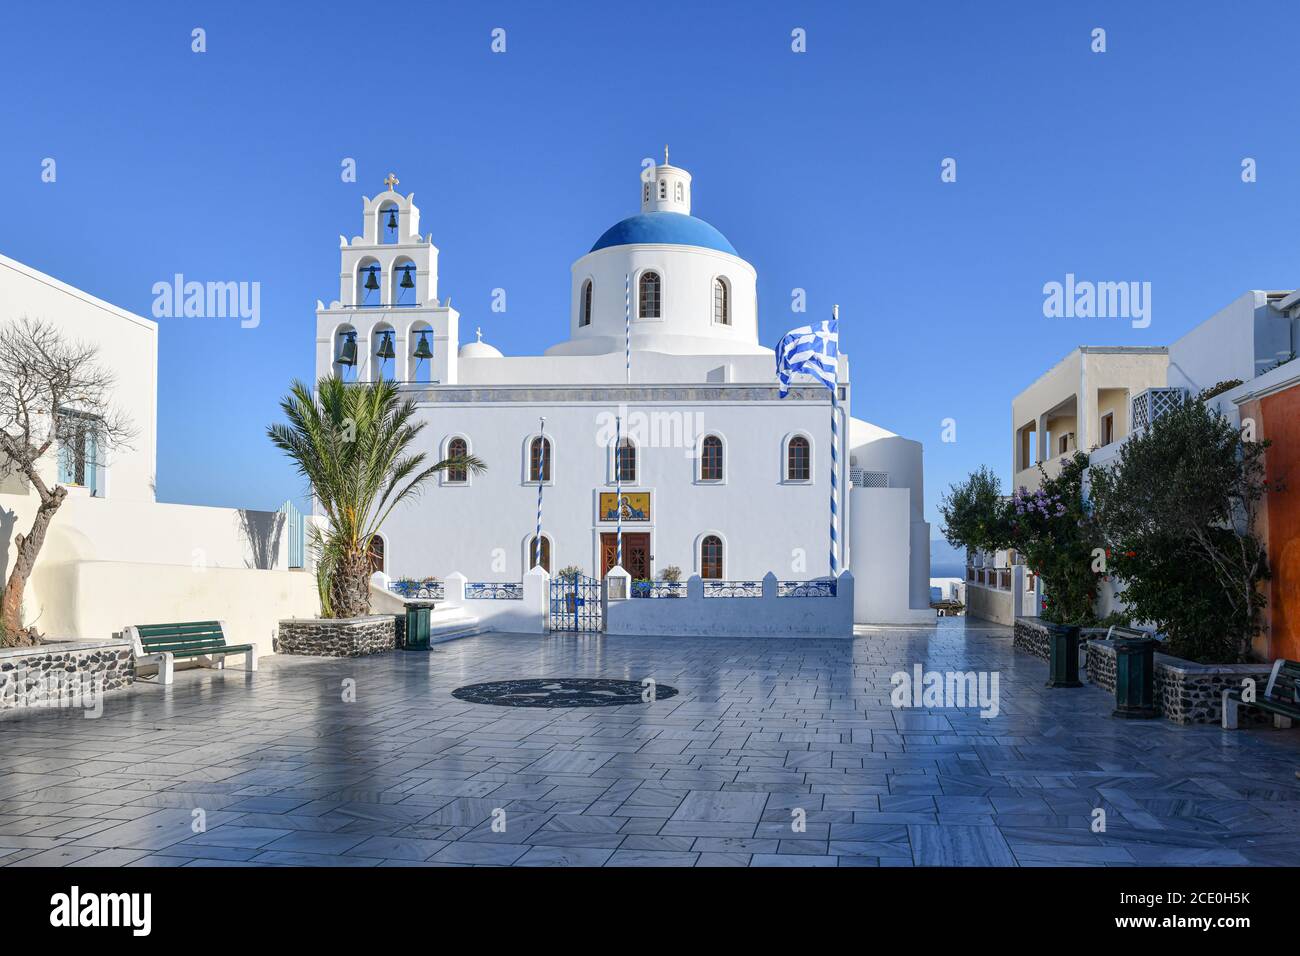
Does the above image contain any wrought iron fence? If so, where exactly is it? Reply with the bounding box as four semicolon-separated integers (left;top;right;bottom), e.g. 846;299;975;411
777;579;837;598
465;582;524;600
702;580;762;598
389;579;445;600
631;580;688;599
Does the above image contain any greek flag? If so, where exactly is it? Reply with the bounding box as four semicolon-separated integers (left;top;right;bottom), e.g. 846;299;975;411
776;318;838;396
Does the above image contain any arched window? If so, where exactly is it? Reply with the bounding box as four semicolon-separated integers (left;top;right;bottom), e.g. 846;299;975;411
529;436;552;482
615;438;636;483
701;535;723;579
713;278;729;325
446;437;468;483
643;182;650;203
700;435;723;481
787;436;811;481
580;280;593;327
367;535;386;574
675;181;684;202
659;179;667;200
529;535;551;572
638;271;661;319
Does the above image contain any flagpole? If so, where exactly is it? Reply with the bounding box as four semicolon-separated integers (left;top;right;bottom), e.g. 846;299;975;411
829;305;840;578
533;416;547;571
619;273;629;574
615;414;623;573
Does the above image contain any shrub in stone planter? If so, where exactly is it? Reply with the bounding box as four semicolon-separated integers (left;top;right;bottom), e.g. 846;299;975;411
1089;396;1269;663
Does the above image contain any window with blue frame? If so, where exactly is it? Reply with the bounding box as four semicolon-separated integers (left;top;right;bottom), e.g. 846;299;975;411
57;410;101;495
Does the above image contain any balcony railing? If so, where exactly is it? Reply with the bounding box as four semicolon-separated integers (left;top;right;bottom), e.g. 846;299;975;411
1131;387;1186;431
966;566;1011;591
702;580;762;598
389;579;444;600
777;579;838;598
465;582;523;600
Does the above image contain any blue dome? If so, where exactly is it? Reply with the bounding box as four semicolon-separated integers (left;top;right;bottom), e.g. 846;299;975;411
590;212;737;255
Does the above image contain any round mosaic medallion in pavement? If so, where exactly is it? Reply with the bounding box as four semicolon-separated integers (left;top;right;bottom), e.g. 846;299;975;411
451;677;679;708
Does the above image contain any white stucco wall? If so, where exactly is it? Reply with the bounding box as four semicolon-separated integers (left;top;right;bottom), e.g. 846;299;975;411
37;560;318;657
849;487;935;625
604;572;853;638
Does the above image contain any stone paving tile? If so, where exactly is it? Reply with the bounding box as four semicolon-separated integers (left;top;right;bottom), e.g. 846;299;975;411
2;620;1300;866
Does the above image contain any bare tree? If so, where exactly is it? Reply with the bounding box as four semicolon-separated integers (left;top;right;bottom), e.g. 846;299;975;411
0;318;135;645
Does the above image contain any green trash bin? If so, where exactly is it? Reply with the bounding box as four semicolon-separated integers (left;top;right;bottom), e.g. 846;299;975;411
1045;623;1082;688
404;602;433;651
1112;628;1159;719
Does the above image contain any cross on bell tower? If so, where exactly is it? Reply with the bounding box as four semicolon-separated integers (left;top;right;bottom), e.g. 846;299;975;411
384;172;400;191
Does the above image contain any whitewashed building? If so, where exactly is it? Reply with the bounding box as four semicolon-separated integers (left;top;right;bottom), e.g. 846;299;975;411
314;161;934;625
0;253;317;655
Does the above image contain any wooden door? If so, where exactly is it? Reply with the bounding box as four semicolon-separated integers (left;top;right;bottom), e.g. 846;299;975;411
601;533;650;579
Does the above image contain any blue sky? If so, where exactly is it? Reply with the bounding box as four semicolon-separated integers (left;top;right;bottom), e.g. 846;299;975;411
2;0;1298;533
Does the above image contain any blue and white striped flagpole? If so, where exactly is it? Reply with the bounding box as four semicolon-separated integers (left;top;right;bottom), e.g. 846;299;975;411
533;416;547;570
829;305;840;578
625;272;631;384
615;415;623;570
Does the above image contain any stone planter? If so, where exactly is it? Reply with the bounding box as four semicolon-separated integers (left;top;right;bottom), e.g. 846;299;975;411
0;639;135;715
1086;638;1273;726
276;615;396;658
1017;618;1275;726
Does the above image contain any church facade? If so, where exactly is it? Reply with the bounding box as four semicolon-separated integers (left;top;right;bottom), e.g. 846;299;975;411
313;160;933;624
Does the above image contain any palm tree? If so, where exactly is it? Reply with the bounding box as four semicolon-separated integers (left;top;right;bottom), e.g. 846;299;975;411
267;376;484;619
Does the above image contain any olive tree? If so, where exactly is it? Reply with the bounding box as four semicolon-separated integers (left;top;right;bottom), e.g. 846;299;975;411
0;318;134;645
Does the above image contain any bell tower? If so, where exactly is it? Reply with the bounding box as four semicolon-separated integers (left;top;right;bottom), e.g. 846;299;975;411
642;146;691;215
314;174;460;386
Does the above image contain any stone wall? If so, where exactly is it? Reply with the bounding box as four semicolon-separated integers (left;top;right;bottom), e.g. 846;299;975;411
276;616;396;658
1013;618;1051;660
1085;638;1274;726
0;640;135;715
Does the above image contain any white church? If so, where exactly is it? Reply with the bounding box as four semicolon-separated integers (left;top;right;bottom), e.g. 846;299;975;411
314;158;934;625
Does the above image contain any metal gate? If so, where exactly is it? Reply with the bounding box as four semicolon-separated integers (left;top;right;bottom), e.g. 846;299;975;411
549;573;603;632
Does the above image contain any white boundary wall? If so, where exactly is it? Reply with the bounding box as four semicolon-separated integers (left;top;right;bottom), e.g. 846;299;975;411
604;572;854;638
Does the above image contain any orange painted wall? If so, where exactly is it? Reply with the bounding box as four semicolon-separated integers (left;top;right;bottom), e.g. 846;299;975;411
1261;386;1300;661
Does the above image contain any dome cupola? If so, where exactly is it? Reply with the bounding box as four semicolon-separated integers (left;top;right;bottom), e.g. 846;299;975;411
549;152;765;359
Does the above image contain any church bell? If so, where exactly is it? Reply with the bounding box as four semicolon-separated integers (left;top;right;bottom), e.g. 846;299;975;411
364;267;380;292
376;331;396;361
337;331;358;366
413;331;433;360
399;265;415;289
386;209;398;231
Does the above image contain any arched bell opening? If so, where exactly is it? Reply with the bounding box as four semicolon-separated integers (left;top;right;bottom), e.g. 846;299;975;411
333;323;359;381
391;256;418;307
378;201;400;245
371;322;397;382
408;320;434;383
355;257;382;307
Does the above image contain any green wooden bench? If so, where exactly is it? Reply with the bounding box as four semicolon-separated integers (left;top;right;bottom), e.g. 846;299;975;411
1222;658;1300;730
125;621;257;685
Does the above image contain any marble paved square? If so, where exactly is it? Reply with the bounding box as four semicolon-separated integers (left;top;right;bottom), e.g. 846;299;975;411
3;619;1300;867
